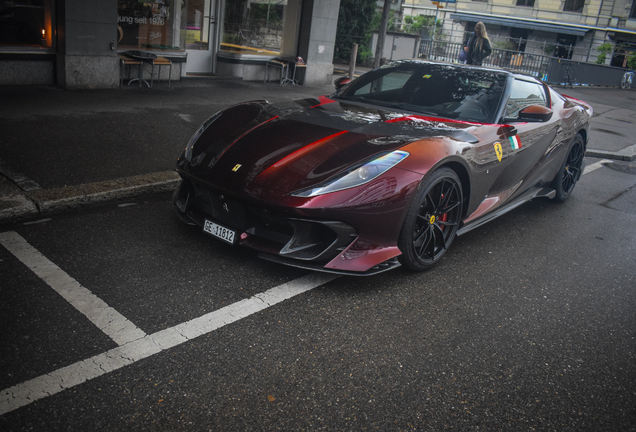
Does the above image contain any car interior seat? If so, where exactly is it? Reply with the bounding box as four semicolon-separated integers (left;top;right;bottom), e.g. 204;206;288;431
409;77;452;108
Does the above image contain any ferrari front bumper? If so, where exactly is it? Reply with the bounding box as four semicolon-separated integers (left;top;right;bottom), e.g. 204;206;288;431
175;178;399;270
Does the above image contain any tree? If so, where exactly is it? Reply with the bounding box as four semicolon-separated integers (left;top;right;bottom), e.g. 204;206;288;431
373;0;392;68
402;15;431;35
595;42;613;64
400;14;443;38
334;0;377;63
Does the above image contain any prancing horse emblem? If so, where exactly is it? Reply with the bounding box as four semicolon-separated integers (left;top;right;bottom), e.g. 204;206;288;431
494;142;503;162
232;164;242;172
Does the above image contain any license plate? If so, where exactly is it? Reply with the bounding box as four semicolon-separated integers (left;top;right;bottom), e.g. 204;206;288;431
203;220;236;244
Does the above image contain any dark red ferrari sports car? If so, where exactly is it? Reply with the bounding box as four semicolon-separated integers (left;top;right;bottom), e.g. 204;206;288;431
173;60;591;275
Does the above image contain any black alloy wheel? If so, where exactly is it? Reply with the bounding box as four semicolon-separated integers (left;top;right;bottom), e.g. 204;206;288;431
553;134;585;202
398;167;463;271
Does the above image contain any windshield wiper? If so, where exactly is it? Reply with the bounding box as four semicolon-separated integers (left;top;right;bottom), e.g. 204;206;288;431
383;102;440;116
335;98;441;117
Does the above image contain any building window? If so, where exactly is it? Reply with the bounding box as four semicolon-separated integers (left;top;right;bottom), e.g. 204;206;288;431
555;34;577;58
516;0;535;6
221;0;286;56
117;0;185;52
563;0;585;13
510;28;529;51
0;0;53;49
631;2;636;18
611;40;636;67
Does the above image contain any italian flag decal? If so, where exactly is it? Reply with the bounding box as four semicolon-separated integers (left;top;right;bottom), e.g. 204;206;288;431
509;135;521;150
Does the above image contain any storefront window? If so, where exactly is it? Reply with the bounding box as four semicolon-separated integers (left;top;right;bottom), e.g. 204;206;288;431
221;0;286;56
117;0;185;52
0;0;53;49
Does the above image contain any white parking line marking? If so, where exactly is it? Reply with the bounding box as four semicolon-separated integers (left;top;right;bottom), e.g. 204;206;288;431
583;159;613;175
0;231;146;346
0;272;339;415
22;218;52;226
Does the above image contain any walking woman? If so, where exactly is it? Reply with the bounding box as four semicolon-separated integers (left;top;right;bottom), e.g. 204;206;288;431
465;22;492;66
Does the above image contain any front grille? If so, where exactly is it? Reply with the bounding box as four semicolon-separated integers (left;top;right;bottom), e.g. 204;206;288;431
190;182;293;245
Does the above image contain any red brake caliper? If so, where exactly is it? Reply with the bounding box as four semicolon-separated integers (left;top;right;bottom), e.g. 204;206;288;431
439;194;447;231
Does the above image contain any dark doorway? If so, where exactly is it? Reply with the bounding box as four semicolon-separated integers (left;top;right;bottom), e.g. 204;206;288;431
555;34;577;59
510;28;529;52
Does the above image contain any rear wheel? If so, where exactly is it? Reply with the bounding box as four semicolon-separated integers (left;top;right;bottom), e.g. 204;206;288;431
553;134;585;201
398;168;463;271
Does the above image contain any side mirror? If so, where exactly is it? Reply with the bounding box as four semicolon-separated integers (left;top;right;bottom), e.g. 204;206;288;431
334;76;351;90
518;105;553;122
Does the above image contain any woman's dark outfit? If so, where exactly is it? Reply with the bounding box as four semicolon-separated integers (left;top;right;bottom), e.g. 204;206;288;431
465;34;492;66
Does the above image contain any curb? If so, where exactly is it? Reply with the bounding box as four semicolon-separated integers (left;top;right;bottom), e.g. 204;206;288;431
0;171;180;225
586;144;636;161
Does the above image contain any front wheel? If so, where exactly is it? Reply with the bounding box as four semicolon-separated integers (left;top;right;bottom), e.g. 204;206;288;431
398;168;463;271
553;134;585;202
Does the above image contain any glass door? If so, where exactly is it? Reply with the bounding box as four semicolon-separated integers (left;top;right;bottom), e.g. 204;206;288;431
185;0;218;74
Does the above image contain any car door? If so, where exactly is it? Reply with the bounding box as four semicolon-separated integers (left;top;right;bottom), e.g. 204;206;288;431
496;77;561;199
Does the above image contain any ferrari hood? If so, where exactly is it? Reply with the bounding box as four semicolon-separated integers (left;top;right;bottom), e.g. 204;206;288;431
180;98;480;194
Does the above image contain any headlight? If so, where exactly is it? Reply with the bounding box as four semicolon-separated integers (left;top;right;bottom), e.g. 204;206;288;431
292;150;409;197
183;112;221;161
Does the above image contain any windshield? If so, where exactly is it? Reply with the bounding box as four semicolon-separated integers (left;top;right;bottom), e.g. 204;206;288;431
334;62;508;124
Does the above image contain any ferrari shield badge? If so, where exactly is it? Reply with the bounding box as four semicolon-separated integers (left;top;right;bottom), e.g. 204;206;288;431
494;142;503;162
232;164;242;172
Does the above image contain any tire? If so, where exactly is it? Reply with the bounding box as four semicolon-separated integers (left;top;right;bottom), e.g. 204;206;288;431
398;168;463;271
553;134;585;202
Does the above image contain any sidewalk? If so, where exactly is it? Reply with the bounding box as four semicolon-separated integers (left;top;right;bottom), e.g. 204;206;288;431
1;74;634;225
333;63;373;78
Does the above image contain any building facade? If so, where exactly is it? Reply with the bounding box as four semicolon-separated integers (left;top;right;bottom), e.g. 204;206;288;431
402;0;636;65
0;0;341;88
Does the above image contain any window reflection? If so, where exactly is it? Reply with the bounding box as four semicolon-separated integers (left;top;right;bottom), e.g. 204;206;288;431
505;79;547;118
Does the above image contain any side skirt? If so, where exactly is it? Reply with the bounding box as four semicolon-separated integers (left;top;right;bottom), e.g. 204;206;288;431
457;186;556;237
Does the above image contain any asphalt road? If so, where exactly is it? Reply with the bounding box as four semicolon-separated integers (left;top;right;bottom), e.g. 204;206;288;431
1;156;635;430
562;86;636;154
560;86;636;110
